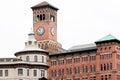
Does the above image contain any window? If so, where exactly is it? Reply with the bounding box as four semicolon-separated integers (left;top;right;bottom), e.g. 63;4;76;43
78;67;80;73
18;69;23;76
51;61;57;66
90;65;92;72
74;57;80;63
37;14;46;21
50;15;55;22
85;66;88;72
27;69;29;76
33;70;37;76
110;63;112;70
58;60;64;65
93;65;96;72
26;56;29;62
104;64;106;70
42;56;44;63
34;56;38;62
66;68;72;75
40;14;42;20
70;67;72;75
107;63;109;70
101;64;103;71
0;70;2;76
61;69;64;76
67;68;69;75
5;70;8;76
74;67;77;74
28;41;32;45
41;70;45;77
43;14;45;20
101;75;104;80
82;56;88;62
37;15;40;21
52;70;56;77
82;65;84;73
74;67;80;74
66;59;72;64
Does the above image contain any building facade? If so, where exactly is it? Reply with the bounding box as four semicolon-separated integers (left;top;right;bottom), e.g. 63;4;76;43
0;30;49;80
0;1;120;80
49;34;120;80
31;1;120;80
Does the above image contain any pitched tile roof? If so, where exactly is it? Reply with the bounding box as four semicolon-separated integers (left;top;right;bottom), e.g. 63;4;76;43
31;1;58;10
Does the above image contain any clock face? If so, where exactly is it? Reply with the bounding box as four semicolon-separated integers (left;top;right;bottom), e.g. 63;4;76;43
37;27;44;35
51;27;55;35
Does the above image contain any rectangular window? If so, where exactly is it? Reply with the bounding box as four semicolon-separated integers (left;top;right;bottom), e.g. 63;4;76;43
82;65;84;73
90;65;92;72
42;56;44;63
52;70;56;77
0;70;2;76
41;70;45;77
34;70;37;76
86;66;88;72
18;69;23;76
74;57;80;63
5;70;8;76
66;59;72;64
61;69;64;76
27;69;29;76
110;63;112;70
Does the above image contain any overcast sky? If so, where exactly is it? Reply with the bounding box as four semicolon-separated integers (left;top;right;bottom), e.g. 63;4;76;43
0;0;120;57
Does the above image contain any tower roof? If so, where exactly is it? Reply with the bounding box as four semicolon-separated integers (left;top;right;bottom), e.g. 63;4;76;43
95;34;120;43
14;29;48;56
31;1;59;10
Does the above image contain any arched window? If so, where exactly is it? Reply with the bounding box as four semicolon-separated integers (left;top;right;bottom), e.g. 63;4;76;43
50;15;55;22
43;14;45;20
26;56;29;62
37;15;40;21
34;56;38;62
40;14;42;20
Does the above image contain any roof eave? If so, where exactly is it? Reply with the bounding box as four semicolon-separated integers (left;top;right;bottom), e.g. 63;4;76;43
31;5;59;11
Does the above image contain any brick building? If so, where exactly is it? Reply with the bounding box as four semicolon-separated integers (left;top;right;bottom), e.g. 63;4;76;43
31;1;120;80
49;34;120;80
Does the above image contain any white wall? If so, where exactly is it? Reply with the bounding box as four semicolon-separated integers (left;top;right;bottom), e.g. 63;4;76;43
0;67;47;80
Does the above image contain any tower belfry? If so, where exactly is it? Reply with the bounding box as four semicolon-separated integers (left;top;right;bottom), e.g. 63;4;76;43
31;1;65;54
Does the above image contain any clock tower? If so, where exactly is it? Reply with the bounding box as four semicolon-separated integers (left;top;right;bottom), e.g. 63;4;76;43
31;1;65;54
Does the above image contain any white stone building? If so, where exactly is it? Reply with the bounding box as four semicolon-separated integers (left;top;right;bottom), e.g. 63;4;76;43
0;29;49;80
